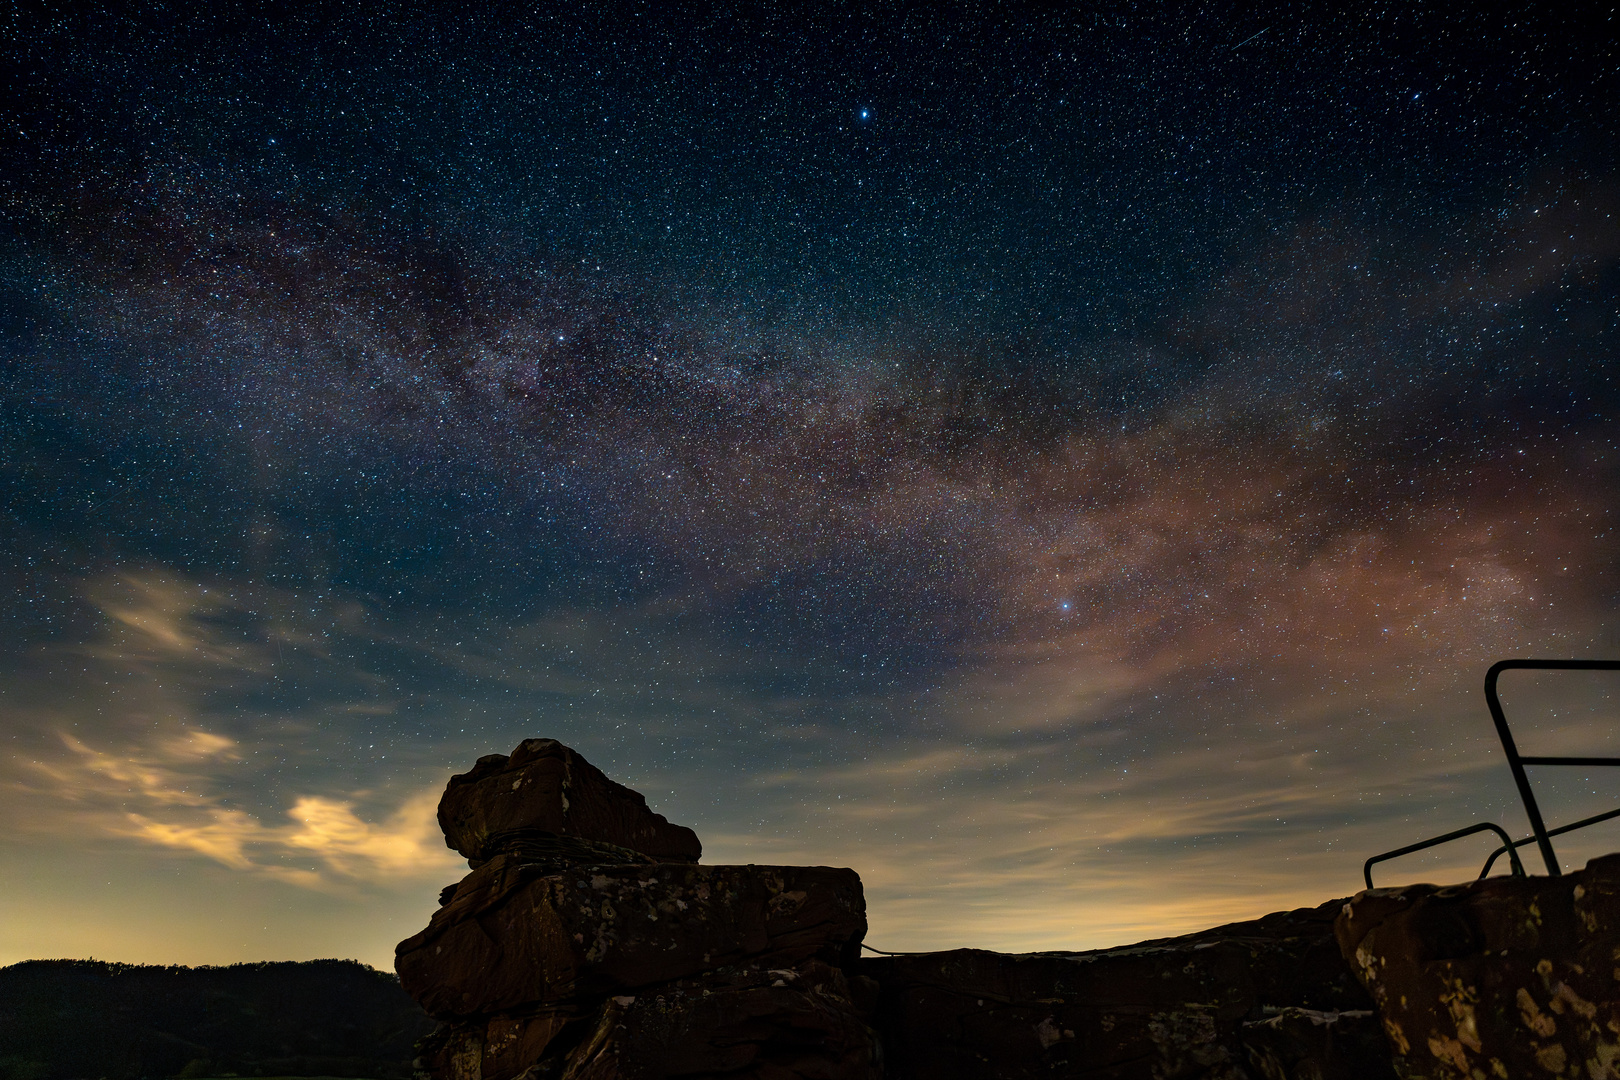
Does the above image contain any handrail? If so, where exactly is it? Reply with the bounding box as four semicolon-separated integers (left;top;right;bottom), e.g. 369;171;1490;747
1362;659;1620;888
1363;821;1525;890
1486;659;1620;876
1479;806;1620;878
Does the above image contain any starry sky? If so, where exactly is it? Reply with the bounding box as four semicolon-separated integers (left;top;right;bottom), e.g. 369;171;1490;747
3;3;1619;970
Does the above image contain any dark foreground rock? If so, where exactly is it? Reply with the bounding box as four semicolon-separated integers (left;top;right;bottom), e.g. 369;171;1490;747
1239;1007;1394;1080
399;857;868;1018
862;901;1393;1079
401;738;878;1080
420;960;880;1080
400;739;1402;1079
1336;852;1620;1080
438;738;702;866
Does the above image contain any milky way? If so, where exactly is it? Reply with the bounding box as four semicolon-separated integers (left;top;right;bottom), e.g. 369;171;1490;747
2;5;1618;966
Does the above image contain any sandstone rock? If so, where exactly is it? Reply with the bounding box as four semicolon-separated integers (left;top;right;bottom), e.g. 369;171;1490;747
438;835;658;906
405;742;873;1079
862;899;1390;1079
406;740;1408;1078
417;960;878;1080
398;858;867;1019
550;959;879;1079
1238;1007;1387;1080
1336;852;1620;1080
437;739;702;865
415;1007;583;1080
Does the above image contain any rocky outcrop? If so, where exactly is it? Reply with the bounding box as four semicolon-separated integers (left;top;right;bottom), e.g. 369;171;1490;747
437;738;701;866
400;739;1406;1079
398;739;877;1080
863;902;1393;1079
398;858;867;1018
1336;852;1620;1080
418;960;880;1080
1239;1007;1394;1080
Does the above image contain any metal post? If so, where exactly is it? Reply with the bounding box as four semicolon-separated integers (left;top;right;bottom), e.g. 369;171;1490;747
1486;660;1562;876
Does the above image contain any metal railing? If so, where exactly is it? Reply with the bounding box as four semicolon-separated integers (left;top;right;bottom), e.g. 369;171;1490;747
1363;659;1620;889
1363;821;1525;889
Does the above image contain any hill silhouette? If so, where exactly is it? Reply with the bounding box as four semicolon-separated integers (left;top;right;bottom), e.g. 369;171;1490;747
0;959;433;1080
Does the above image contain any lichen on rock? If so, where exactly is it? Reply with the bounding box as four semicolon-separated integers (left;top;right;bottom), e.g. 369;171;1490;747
1336;852;1620;1080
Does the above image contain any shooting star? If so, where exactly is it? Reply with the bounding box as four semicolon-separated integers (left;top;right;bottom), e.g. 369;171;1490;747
1230;27;1270;51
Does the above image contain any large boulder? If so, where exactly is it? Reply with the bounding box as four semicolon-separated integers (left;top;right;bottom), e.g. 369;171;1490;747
1336;853;1620;1080
402;740;875;1080
418;959;880;1080
398;857;867;1019
556;959;879;1080
415;1008;582;1080
437;739;702;865
862;900;1393;1079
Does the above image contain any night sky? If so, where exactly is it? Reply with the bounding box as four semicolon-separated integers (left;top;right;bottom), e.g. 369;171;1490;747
3;3;1619;970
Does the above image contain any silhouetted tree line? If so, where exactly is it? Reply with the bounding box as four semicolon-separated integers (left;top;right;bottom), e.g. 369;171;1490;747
0;959;434;1080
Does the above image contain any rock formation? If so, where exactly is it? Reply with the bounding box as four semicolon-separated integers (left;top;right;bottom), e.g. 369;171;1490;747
398;739;876;1079
400;859;867;1018
1337;852;1620;1079
437;738;702;868
863;904;1393;1079
398;739;1411;1078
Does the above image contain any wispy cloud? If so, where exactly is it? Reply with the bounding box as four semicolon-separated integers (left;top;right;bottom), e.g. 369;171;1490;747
80;575;275;675
27;729;459;891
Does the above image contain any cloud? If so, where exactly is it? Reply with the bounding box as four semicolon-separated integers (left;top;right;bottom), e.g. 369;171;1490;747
81;575;274;676
27;729;460;891
279;790;452;876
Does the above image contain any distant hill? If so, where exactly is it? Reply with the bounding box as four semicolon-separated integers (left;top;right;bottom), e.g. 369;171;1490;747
0;959;435;1080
